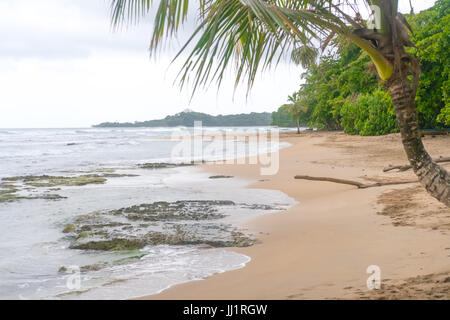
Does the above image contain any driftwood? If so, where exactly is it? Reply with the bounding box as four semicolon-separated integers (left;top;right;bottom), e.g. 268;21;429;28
420;131;449;137
294;175;417;189
383;156;450;172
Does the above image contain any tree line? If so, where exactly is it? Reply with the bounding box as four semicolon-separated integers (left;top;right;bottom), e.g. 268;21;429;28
272;0;449;136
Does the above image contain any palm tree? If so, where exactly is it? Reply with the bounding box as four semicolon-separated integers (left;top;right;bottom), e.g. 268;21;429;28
287;93;308;134
110;0;449;206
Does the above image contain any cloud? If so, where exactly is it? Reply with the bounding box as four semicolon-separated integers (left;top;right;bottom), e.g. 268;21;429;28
0;0;438;60
0;0;437;128
0;0;155;59
0;51;301;127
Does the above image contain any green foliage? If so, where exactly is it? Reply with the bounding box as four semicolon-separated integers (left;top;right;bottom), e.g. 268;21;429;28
297;43;380;131
271;105;297;127
408;0;450;128
285;0;449;135
340;89;398;136
437;106;450;125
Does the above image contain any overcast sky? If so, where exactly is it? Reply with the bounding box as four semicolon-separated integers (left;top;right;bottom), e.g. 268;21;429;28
0;0;437;128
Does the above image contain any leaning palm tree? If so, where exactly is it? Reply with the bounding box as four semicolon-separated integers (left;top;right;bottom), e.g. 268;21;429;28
110;0;450;206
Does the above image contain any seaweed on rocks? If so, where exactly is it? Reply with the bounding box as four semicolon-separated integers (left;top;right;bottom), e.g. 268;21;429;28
2;175;107;187
109;200;235;221
0;182;67;203
64;200;271;252
137;162;194;169
0;171;136;203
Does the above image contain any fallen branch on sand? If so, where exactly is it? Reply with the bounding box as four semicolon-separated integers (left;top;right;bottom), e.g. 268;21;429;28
383;156;450;172
294;175;417;189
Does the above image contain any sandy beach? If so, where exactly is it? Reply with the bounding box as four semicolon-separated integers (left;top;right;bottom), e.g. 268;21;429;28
139;131;450;300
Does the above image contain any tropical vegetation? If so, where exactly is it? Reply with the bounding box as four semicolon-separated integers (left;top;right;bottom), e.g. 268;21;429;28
109;0;449;205
278;0;449;135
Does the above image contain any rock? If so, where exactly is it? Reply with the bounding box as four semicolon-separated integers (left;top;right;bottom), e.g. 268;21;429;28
58;266;68;273
80;264;105;272
70;238;147;251
138;162;193;169
76;231;89;239
64;199;274;252
62;224;76;233
110;200;234;221
2;174;107;187
31;194;67;201
69;228;256;251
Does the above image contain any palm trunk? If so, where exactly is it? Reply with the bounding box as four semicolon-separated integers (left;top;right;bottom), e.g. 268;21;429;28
296;117;300;134
388;76;450;206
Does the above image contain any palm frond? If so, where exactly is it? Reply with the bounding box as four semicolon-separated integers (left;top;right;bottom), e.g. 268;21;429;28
110;0;396;94
173;0;358;94
110;0;153;26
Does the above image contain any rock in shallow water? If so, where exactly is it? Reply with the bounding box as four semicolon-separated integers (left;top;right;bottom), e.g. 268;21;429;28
2;174;107;187
109;200;235;221
138;162;194;169
64;200;278;251
0;172;137;203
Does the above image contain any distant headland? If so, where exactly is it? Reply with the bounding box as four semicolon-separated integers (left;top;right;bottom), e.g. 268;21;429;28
93;110;275;127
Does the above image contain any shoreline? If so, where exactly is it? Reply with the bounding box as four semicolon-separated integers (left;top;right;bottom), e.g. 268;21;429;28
138;131;450;299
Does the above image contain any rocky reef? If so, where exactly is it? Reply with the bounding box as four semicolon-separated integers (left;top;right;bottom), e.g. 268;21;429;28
0;181;67;203
0;170;137;204
0;183;21;203
107;200;234;221
2;174;108;187
62;199;282;252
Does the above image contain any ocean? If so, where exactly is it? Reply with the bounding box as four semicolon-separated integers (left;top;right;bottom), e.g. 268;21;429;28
0;127;297;299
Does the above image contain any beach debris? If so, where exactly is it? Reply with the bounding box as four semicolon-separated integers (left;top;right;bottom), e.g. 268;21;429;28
294;175;417;189
208;175;233;179
420;130;450;137
383;156;450;172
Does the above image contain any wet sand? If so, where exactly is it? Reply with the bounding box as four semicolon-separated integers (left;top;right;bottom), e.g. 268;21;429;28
139;131;450;299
